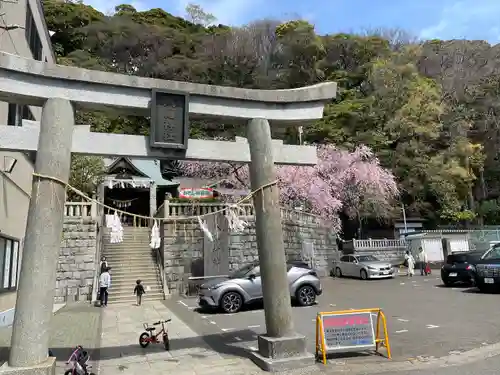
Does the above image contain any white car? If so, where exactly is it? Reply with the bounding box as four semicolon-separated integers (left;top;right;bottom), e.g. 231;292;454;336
333;255;395;280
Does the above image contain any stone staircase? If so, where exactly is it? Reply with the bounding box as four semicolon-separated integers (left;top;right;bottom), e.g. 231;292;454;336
101;226;164;305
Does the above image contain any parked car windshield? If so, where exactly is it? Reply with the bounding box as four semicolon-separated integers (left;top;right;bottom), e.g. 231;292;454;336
229;263;256;279
356;255;379;262
447;251;483;264
482;245;500;260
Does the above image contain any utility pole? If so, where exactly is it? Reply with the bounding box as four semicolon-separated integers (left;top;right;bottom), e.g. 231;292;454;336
246;118;312;371
402;203;408;235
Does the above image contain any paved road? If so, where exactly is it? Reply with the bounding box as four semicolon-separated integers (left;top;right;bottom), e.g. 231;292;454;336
166;274;500;365
373;353;500;375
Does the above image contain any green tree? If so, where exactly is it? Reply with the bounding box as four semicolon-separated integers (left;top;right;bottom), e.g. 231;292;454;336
68;155;105;200
185;3;216;26
43;0;104;56
275;20;325;87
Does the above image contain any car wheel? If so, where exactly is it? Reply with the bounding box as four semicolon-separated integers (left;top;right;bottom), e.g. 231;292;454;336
442;280;452;287
296;285;316;306
220;291;243;313
335;267;342;278
360;269;368;280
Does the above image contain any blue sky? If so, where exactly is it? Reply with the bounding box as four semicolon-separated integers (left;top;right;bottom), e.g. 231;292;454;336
88;0;500;43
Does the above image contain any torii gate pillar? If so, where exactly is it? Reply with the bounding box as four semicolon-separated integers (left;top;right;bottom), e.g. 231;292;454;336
8;99;73;371
0;52;336;374
246;118;313;371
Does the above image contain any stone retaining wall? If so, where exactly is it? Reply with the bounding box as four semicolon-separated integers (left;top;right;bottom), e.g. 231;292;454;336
55;218;97;303
162;213;339;295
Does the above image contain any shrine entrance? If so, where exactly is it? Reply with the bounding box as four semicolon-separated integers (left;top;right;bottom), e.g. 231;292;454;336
0;51;335;373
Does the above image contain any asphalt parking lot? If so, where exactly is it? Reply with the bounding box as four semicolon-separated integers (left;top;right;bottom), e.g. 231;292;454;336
165;273;500;364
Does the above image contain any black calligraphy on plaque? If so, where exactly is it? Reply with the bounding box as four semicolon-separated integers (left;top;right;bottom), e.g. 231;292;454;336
203;213;230;277
151;91;188;149
212;222;222;267
160;104;180;144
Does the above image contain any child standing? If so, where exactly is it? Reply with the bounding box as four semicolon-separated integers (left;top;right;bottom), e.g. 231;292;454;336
134;280;145;306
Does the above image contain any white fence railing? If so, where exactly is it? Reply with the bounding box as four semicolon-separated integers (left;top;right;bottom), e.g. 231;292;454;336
66;199;324;225
64;202;96;218
352;239;407;249
155;201;321;223
164;202;255;218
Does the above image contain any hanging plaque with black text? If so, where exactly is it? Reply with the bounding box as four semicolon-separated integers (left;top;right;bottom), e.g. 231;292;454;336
150;89;189;150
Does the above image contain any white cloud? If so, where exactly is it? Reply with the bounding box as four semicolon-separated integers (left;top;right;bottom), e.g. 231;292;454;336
419;0;500;41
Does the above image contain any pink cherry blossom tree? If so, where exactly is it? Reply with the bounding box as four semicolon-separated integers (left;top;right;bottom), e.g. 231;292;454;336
180;145;399;232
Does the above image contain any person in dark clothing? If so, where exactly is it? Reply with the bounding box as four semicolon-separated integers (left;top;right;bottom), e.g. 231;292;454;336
134;280;145;306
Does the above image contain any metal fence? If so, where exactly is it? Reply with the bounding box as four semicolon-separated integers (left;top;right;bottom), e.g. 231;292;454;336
467;228;500;252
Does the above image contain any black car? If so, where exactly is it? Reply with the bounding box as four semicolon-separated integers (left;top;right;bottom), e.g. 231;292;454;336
474;245;500;292
441;251;484;286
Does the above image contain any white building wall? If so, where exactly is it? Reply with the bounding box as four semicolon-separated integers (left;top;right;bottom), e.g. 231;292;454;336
0;0;55;317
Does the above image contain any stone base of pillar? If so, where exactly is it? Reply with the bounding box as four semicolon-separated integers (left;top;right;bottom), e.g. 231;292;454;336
250;334;315;372
0;357;55;375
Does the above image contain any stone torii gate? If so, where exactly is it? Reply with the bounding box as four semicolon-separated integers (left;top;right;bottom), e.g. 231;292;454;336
0;52;336;374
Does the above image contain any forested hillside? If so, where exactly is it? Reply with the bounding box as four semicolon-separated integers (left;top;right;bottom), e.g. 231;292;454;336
43;0;500;228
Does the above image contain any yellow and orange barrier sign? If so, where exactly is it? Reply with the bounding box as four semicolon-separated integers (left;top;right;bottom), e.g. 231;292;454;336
315;308;391;365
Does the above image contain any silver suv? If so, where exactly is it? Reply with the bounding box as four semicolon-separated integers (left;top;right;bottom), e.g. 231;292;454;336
198;261;323;313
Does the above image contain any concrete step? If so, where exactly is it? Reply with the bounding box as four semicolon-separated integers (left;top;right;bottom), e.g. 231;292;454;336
104;259;158;265
111;281;163;288
108;289;164;299
109;285;163;293
104;260;158;266
102;253;158;258
107;294;165;305
111;269;159;277
111;274;161;282
102;241;150;245
110;266;158;272
102;244;152;249
110;270;158;276
102;251;160;257
110;264;158;270
107;264;158;275
111;285;163;293
112;279;162;286
103;229;149;232
103;232;150;235
103;229;150;233
105;253;156;262
102;233;151;239
102;241;155;245
102;247;154;252
111;274;161;281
